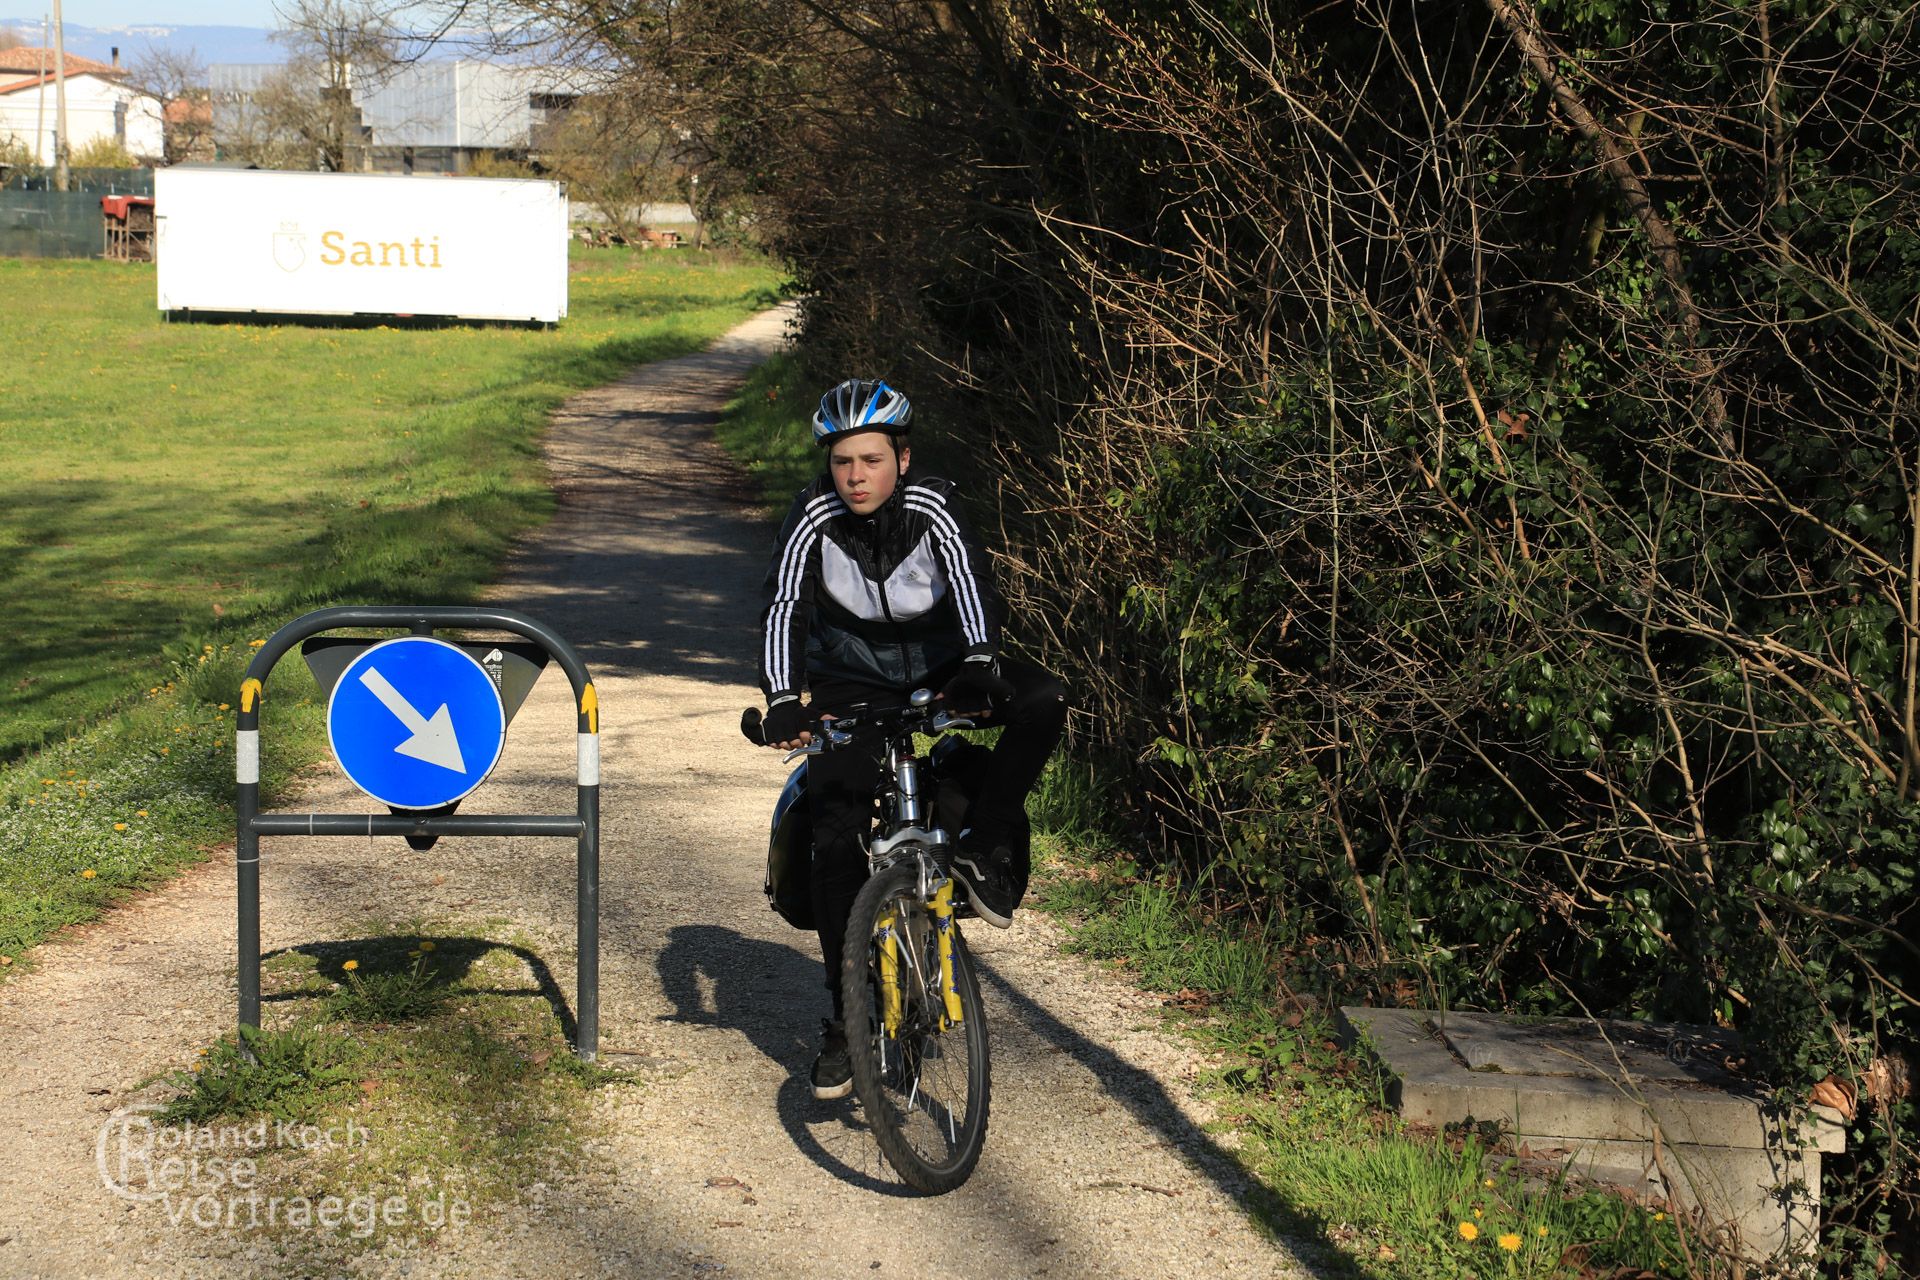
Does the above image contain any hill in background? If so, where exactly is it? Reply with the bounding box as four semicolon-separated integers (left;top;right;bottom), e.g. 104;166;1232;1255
0;19;281;65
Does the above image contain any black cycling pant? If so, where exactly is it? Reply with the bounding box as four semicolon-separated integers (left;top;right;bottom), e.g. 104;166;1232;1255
805;655;1068;1018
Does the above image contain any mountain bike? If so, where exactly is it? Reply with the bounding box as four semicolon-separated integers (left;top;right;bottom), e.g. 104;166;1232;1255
743;689;992;1194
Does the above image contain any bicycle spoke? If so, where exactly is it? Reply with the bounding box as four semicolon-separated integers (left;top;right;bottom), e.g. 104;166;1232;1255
842;863;991;1194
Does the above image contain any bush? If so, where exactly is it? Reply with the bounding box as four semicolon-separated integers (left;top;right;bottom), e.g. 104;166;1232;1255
665;0;1920;1262
69;136;137;168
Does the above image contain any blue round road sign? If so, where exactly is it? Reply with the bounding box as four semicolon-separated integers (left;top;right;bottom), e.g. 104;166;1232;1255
326;637;507;810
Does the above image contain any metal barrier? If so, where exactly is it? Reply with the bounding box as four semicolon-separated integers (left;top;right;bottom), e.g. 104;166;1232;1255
235;606;602;1060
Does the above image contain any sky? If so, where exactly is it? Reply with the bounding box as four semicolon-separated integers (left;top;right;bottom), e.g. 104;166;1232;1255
16;2;278;29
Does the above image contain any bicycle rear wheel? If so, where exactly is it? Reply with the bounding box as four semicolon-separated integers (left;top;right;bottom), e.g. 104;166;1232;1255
841;861;990;1193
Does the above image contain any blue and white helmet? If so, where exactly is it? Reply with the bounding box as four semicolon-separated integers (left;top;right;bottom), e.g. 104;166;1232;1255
812;379;912;447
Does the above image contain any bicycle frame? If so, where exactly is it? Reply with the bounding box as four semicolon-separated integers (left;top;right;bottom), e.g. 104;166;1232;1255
780;691;977;1036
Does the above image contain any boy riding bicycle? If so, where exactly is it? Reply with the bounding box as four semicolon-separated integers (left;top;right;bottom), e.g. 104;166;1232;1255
754;378;1067;1098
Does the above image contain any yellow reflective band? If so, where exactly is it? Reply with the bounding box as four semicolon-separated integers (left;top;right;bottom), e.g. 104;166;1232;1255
240;678;263;713
580;682;599;734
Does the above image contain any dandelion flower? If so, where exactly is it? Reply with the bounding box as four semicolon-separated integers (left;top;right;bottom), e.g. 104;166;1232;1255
1483;1178;1495;1188
343;959;359;972
1654;1212;1666;1222
249;639;266;647
42;779;54;786
418;940;435;952
160;748;169;755
1498;1233;1521;1252
137;810;147;818
81;869;97;880
1537;1225;1548;1238
1473;1208;1483;1219
114;823;127;831
218;703;230;712
1458;1221;1479;1241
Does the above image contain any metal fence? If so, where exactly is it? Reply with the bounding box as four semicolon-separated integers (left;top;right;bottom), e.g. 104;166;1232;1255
0;168;154;259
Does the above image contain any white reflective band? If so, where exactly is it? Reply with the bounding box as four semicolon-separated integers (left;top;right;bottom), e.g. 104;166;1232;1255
578;733;600;786
236;730;260;784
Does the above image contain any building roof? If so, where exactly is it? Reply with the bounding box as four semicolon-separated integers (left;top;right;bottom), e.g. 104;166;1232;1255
165;96;211;125
0;47;122;76
0;48;136;98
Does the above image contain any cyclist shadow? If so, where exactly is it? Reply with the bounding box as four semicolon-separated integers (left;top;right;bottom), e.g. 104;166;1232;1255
654;922;916;1196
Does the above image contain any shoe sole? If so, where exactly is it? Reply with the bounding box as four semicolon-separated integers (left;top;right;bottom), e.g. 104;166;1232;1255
949;865;1014;929
812;1077;853;1100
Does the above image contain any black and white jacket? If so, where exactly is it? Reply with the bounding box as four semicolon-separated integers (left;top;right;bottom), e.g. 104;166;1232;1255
759;475;1003;703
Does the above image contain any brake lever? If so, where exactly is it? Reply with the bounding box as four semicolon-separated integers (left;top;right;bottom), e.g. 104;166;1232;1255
931;711;977;732
781;723;854;764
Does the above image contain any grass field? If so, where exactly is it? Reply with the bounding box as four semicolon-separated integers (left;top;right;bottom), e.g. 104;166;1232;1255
0;248;784;761
0;246;783;961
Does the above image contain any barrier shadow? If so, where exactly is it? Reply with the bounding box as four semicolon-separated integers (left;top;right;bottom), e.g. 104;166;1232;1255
258;933;578;1046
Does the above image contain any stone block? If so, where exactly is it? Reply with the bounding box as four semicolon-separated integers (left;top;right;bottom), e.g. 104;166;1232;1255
1337;1006;1844;1259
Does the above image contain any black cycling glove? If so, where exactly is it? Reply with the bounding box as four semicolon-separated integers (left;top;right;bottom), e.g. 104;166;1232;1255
940;663;1014;714
762;698;810;745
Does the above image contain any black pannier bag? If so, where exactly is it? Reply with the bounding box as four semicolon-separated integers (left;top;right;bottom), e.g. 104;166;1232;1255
765;764;815;929
763;736;1033;930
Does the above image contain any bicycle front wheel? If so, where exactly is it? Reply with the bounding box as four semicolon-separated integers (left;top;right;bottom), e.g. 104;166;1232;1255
841;862;991;1193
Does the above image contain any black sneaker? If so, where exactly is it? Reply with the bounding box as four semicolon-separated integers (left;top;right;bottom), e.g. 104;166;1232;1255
811;1018;852;1100
951;833;1019;929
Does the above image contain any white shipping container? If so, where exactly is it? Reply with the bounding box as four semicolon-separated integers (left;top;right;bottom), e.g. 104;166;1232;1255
154;169;568;323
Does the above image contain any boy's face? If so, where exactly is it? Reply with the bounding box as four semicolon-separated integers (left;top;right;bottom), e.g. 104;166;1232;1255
828;431;909;516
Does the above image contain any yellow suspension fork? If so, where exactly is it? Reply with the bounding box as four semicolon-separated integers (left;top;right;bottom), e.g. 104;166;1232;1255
877;909;903;1036
931;880;963;1029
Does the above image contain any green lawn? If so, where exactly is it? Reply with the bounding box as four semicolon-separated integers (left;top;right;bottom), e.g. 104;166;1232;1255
0;246;783;961
0;248;784;760
714;353;817;514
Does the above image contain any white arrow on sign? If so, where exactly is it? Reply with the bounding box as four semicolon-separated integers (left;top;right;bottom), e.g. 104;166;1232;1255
356;667;468;774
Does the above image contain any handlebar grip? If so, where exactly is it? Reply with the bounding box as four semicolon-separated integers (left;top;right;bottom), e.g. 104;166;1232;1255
740;706;766;746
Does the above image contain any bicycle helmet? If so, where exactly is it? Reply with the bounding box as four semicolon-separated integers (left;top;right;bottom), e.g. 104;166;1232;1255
812;379;912;447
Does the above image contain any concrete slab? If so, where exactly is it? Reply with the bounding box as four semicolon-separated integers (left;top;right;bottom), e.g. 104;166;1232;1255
1438;1011;1741;1083
1339;1006;1844;1260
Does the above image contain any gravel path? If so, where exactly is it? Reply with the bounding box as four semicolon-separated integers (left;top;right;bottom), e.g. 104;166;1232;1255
0;309;1324;1279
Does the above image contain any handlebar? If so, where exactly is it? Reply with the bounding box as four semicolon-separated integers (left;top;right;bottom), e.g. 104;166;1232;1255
740;694;978;762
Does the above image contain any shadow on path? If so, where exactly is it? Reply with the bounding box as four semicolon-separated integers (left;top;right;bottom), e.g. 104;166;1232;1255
971;956;1345;1275
260;934;579;1046
652;923;917;1196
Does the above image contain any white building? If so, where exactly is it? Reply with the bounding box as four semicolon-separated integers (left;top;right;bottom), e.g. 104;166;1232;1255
210;60;592;173
0;46;164;163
